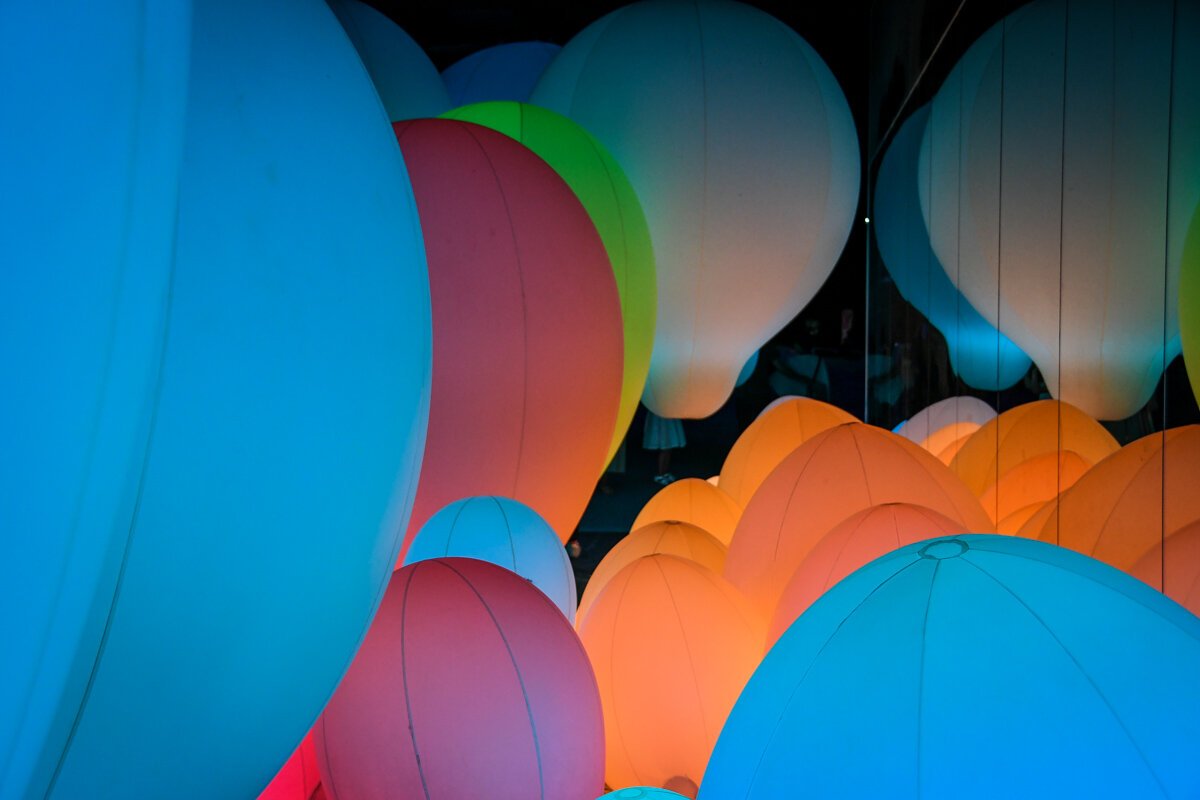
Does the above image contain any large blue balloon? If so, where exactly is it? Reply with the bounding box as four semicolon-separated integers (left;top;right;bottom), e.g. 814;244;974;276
2;1;432;797
442;41;562;106
874;104;1031;391
701;535;1200;798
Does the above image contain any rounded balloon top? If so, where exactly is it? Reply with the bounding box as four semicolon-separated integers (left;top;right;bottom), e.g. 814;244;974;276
532;0;860;418
631;478;742;546
703;534;1200;798
897;395;997;446
403;495;577;619
442;41;561;105
597;788;693;799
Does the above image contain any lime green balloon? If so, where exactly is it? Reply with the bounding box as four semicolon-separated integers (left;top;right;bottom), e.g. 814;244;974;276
1182;204;1200;406
442;100;656;465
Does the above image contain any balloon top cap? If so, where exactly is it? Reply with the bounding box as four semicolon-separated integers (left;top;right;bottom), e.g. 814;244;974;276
919;538;969;560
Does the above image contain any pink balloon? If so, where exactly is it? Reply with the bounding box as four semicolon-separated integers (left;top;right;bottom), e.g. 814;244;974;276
315;558;605;800
256;731;321;800
393;119;624;553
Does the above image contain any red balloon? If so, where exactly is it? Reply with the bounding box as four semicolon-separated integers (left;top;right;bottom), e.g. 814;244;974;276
394;119;623;554
256;731;321;800
315;557;605;800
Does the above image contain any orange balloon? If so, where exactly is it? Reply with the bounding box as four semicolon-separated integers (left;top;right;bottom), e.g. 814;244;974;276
949;400;1118;497
1131;519;1200;617
724;422;992;615
576;520;727;627
977;450;1092;525
935;431;974;465
579;555;765;795
718;397;857;508
631;478;742;546
996;500;1054;537
767;503;966;648
1028;425;1200;571
918;420;980;458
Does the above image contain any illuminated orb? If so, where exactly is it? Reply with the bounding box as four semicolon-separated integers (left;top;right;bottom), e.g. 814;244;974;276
328;0;450;120
631;478;742;546
767;503;967;648
718;397;857;508
1183;203;1200;405
1132;519;1200;617
596;789;692;799
3;2;432;798
1028;425;1200;571
949;400;1118;497
920;0;1200;420
702;535;1200;799
724;423;991;615
576;520;727;627
395;118;623;549
256;732;319;800
442;41;561;105
316;558;604;800
874;104;1030;390
896;395;996;446
441;101;656;465
580;555;765;795
978;450;1091;530
403;495;577;618
532;0;860;418
920;420;981;458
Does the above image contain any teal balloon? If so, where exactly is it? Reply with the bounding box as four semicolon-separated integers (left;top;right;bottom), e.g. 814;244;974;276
702;535;1200;798
874;104;1030;391
442;41;561;106
597;789;692;799
2;1;432;797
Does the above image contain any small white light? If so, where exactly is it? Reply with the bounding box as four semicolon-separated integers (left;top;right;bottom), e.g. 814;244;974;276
864;216;870;223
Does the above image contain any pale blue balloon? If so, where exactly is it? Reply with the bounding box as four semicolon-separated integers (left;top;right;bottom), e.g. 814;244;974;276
403;496;577;619
701;534;1200;799
597;788;692;799
875;104;1031;391
328;0;450;120
442;41;562;106
3;1;433;797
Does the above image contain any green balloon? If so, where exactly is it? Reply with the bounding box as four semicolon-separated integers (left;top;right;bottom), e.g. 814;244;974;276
442;101;657;465
1182;204;1200;406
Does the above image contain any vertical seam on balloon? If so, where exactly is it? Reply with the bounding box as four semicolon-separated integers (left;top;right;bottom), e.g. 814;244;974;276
492;496;519;573
651;557;711;781
42;14;171;784
399;564;433;800
461;125;530;502
960;556;1172;797
1089;446;1167;559
444;497;472;557
319;710;341;800
682;0;709;415
741;558;927;797
457;51;493;106
441;561;547;799
1055;0;1069;546
849;428;874;506
915;559;940;798
770;429;836;561
604;560;648;785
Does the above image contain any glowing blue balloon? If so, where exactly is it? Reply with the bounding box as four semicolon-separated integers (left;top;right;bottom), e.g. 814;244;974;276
3;1;432;797
701;535;1200;798
597;788;692;799
328;0;450;120
442;41;562;106
403;496;578;619
875;104;1030;391
734;350;759;388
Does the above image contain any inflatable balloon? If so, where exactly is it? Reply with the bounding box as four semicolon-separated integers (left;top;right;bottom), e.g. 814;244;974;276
4;2;434;797
767;503;967;647
532;0;860;418
1028;426;1200;570
403;495;577;618
875;104;1030;390
256;732;320;800
724;423;991;615
1183;204;1200;404
920;420;981;458
596;789;691;800
576;520;727;627
394;118;623;548
328;0;450;120
316;558;605;800
631;478;742;546
702;534;1200;798
977;450;1091;532
896;395;996;446
718;397;856;508
920;0;1200;420
2;2;190;794
579;555;765;795
1131;519;1200;617
441;101;656;465
442;41;562;105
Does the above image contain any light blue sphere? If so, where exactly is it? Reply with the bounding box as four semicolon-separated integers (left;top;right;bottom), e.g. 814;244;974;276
403;496;577;619
701;535;1200;799
442;41;562;106
597;788;693;800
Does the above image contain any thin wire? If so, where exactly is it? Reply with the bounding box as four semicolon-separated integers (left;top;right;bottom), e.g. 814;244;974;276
994;4;1008;526
1160;0;1179;592
1054;0;1071;547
